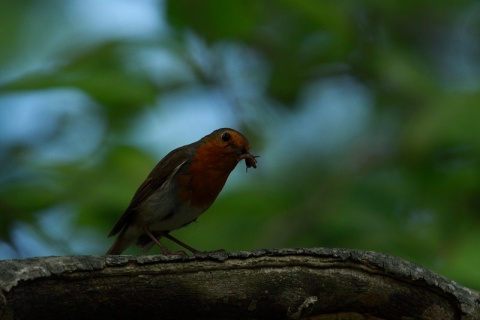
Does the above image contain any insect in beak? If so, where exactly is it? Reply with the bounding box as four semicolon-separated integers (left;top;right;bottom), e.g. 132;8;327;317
238;153;259;171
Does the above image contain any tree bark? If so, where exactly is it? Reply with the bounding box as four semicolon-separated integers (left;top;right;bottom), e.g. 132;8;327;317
0;248;479;319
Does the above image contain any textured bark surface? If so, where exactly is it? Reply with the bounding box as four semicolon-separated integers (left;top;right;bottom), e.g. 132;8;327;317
0;248;479;319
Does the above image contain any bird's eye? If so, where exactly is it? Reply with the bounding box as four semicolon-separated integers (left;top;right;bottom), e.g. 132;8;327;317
221;132;231;142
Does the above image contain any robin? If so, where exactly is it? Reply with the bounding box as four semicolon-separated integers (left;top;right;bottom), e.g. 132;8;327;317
106;128;258;255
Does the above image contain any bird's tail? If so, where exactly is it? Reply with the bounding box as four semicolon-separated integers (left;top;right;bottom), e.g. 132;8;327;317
106;228;134;255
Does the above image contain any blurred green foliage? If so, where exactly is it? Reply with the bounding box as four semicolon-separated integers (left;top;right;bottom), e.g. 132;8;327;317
0;0;479;291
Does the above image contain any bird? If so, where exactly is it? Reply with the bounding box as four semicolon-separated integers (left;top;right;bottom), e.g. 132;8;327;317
106;128;258;255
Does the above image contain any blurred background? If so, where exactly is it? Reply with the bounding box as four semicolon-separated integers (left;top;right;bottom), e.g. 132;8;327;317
1;0;479;290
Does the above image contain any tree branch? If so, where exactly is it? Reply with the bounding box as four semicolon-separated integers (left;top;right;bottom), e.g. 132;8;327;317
1;248;479;319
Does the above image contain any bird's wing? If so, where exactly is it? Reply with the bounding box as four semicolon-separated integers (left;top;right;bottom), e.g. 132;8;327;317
108;147;190;237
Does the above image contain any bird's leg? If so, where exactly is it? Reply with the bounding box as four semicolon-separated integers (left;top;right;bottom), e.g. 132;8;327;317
161;232;226;254
160;232;202;254
143;226;186;256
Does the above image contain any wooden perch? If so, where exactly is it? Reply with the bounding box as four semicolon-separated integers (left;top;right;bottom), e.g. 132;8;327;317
1;248;479;319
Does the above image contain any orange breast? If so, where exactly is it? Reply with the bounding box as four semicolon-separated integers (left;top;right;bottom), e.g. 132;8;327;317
177;142;238;210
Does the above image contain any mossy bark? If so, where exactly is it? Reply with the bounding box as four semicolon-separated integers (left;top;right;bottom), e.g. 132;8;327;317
1;248;479;319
